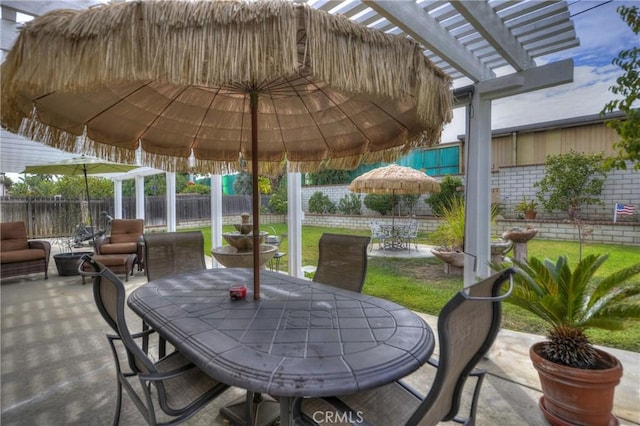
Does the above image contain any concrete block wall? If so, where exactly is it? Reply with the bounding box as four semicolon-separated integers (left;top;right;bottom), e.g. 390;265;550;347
497;165;640;221
496;219;640;245
301;215;640;246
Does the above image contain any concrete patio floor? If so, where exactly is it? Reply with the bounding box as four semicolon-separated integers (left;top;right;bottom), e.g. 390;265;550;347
1;244;638;426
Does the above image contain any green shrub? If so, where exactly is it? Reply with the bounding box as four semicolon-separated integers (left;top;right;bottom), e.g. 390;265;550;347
306;169;351;185
268;179;288;214
425;175;463;216
337;193;362;215
308;191;336;214
364;193;394;216
180;183;210;195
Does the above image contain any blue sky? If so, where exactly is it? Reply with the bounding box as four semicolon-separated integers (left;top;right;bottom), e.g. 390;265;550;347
440;0;639;142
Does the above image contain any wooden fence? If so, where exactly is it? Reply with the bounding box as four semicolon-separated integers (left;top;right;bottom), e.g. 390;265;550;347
0;194;268;238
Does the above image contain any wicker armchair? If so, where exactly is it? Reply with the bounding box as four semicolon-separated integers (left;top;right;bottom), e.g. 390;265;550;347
95;219;144;271
79;255;229;425
0;221;51;280
313;233;371;293
294;268;516;426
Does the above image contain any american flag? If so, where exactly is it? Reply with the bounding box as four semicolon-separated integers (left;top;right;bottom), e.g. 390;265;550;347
615;203;634;216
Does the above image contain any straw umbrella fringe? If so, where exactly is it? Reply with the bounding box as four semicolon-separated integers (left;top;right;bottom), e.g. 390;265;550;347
1;0;452;173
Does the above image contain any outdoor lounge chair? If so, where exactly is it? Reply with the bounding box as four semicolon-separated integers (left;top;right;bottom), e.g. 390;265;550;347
0;221;51;280
293;267;516;426
95;219;145;271
79;255;229;426
313;233;371;293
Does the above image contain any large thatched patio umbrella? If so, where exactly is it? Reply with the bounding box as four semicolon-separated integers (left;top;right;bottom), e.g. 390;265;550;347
350;163;440;226
0;0;452;299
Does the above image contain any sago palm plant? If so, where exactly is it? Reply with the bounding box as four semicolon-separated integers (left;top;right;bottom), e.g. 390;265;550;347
507;254;640;369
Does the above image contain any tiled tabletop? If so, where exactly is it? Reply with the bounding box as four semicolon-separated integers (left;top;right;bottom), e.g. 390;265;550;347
128;268;434;399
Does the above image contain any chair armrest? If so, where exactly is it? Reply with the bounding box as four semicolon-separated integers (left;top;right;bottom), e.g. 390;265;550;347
28;240;51;260
94;235;111;254
136;235;145;265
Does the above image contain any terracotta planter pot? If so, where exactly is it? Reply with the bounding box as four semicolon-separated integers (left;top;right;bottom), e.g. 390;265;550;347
430;249;465;267
530;342;623;426
524;210;537;219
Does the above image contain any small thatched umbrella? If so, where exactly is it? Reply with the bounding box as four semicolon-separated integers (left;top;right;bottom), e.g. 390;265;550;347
350;164;440;226
1;0;452;298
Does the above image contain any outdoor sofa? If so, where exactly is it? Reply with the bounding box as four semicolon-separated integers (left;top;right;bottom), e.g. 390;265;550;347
0;221;51;280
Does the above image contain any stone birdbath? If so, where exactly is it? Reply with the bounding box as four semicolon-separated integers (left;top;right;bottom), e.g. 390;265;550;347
211;213;277;268
502;226;538;262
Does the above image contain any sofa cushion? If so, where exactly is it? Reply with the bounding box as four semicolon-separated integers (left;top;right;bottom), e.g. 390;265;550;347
100;242;138;255
0;222;29;252
110;219;143;244
0;248;45;264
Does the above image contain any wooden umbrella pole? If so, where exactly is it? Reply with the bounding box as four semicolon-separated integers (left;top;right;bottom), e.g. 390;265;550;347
250;91;260;300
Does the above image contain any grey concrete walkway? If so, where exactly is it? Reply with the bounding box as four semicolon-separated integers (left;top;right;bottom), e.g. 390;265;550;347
1;244;638;426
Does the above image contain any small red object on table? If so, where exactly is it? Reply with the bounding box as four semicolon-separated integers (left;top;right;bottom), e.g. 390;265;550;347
229;284;247;300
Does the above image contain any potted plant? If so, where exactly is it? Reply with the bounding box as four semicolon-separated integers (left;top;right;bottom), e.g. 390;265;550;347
514;196;538;219
503;254;640;425
431;198;505;272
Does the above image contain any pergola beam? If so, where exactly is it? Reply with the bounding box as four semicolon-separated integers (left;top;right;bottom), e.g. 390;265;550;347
476;58;574;100
451;1;536;72
366;0;494;82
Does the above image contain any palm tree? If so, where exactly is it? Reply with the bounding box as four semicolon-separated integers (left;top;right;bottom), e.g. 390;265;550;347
506;254;640;368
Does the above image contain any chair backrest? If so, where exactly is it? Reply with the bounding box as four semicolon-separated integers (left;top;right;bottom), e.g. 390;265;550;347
79;255;157;375
370;221;384;237
109;219;144;244
0;221;29;251
408;268;515;425
313;233;371;293
143;231;206;281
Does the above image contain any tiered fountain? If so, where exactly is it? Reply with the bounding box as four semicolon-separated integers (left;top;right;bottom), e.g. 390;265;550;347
211;213;278;268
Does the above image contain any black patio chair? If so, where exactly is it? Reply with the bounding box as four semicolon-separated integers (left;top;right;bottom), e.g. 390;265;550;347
142;231;208;356
143;231;206;282
79;255;229;426
313;233;371;293
293;267;516;426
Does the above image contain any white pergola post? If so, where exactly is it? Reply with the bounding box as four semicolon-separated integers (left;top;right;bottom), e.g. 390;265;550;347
166;172;176;232
463;90;493;287
135;175;145;220
287;172;303;278
211;174;223;268
113;180;123;219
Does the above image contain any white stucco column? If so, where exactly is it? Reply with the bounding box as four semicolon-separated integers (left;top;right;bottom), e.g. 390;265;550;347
287;172;303;278
463;90;492;287
166;172;176;232
210;174;223;268
135;175;145;220
113;179;123;219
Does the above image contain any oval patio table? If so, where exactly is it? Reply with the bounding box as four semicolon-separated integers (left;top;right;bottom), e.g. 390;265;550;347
128;268;435;426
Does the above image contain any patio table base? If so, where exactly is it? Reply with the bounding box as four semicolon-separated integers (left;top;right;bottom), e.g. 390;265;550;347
220;392;280;426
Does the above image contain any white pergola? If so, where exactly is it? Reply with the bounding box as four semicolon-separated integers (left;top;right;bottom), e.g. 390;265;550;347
1;0;579;285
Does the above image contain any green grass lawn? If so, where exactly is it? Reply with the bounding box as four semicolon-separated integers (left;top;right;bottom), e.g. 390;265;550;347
193;224;640;352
